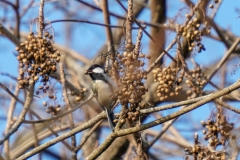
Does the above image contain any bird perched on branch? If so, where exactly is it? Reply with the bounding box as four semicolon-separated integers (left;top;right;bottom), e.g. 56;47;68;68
85;64;116;131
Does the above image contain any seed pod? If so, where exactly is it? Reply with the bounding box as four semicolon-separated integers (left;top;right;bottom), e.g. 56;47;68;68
82;88;87;92
49;94;54;99
39;86;44;89
165;88;169;93
75;96;81;102
29;79;34;84
145;55;151;59
22;58;27;63
43;101;47;106
44;32;49;37
209;4;214;9
51;65;56;71
34;76;39;81
120;118;126;123
123;52;128;57
185;14;190;18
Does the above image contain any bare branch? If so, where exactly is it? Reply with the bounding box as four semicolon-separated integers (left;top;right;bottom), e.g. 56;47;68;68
75;120;103;152
38;0;44;37
0;83;34;145
4;83;20;160
59;62;77;160
16;112;106;160
101;0;115;68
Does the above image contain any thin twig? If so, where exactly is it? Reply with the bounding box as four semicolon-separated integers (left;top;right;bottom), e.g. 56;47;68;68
16;112;106;160
207;38;240;80
214;99;240;114
0;23;21;45
75;120;103;152
11;122;83;159
133;26;143;57
0;83;23;103
14;0;20;39
101;0;115;69
29;113;41;160
146;0;204;73
38;0;44;37
126;0;133;49
0;83;34;145
53;43;91;64
147;118;177;148
20;0;34;18
23;94;94;124
0;83;72;150
48;19;140;29
0;72;17;81
116;0;176;64
59;62;77;160
4;83;20;160
77;0;222;42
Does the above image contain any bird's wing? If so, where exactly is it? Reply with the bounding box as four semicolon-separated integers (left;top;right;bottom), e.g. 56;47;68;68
103;73;116;93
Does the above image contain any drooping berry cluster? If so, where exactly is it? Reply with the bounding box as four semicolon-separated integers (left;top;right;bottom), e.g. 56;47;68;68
201;114;234;146
114;52;148;104
112;29;149;122
185;67;207;99
177;17;210;53
153;66;183;101
16;32;60;89
153;65;207;100
70;88;87;102
114;30;148;105
185;113;234;160
114;107;141;123
43;101;61;116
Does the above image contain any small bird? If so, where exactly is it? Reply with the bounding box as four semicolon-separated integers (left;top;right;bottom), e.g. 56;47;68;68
85;64;116;131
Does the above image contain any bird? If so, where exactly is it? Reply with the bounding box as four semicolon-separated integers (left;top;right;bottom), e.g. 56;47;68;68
85;64;116;131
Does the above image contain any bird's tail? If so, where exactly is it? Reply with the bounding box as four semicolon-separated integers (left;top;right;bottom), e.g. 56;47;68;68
105;108;115;131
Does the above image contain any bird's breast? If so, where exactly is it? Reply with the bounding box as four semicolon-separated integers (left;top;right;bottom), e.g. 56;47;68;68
92;80;113;108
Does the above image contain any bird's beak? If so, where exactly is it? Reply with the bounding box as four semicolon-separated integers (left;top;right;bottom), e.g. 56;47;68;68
84;70;92;75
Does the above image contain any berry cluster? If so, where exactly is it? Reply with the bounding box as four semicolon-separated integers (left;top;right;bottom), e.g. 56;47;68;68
153;65;207;101
70;88;87;102
115;36;148;103
112;29;149;122
153;66;183;101
43;101;61;116
113;51;149;119
16;32;60;89
201;114;234;146
185;67;207;99
177;17;210;53
185;113;234;160
114;107;141;123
